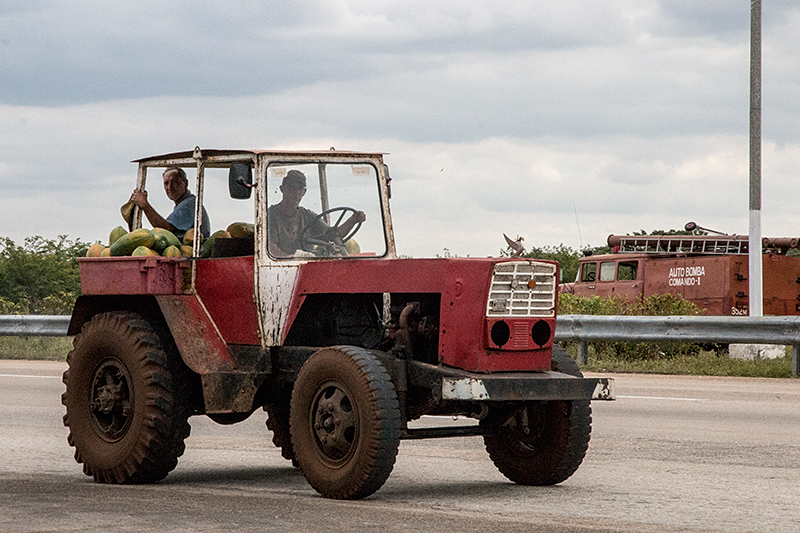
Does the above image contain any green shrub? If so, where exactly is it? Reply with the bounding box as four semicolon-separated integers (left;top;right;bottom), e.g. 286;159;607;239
0;235;86;315
558;293;705;361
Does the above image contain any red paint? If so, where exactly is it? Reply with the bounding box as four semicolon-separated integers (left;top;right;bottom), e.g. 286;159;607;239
78;256;190;295
155;294;234;372
291;258;555;372
195;256;261;345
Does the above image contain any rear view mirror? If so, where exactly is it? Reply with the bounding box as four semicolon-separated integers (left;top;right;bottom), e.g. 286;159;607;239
229;163;254;199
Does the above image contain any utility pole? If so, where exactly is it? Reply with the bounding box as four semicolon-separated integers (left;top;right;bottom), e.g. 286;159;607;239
749;0;763;317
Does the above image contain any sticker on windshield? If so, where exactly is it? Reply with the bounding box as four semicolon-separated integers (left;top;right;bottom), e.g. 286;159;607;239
351;166;371;176
269;167;288;178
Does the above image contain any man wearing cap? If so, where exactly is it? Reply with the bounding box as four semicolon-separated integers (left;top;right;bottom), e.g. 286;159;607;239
268;170;365;257
129;167;211;240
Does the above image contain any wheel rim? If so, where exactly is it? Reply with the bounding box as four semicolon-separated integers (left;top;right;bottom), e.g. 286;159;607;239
89;357;133;442
310;380;358;467
501;404;551;456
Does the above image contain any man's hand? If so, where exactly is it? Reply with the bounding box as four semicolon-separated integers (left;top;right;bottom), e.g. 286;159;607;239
130;190;149;209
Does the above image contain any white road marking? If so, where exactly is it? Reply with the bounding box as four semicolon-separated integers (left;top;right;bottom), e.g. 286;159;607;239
618;395;705;402
0;374;61;379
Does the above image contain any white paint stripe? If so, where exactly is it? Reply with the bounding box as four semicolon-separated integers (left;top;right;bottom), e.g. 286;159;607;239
617;395;705;402
0;374;61;379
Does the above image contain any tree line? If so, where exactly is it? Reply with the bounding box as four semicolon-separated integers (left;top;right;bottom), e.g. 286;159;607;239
0;236;88;315
0;229;701;316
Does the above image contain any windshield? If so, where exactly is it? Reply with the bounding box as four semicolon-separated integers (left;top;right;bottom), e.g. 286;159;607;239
266;161;387;259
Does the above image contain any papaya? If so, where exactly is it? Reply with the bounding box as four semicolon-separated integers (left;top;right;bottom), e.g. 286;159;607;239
151;227;181;252
131;245;159;257
86;243;105;257
182;228;195;246
109;226;128;246
344;239;360;255
101;247;111;257
109;228;155;256
180;245;193;257
226;222;255;239
161;245;181;258
201;230;231;257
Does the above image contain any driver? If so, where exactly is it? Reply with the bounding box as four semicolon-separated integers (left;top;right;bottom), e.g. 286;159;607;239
268;170;365;257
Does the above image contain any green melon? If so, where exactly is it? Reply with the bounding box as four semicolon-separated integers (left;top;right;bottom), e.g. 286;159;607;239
201;230;231;257
131;246;159;257
86;243;105;257
226;222;255;239
109;228;155;256
161;245;181;257
151;228;181;252
109;226;128;246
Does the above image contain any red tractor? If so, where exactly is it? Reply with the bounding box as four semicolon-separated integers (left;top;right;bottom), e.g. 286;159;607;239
63;147;614;499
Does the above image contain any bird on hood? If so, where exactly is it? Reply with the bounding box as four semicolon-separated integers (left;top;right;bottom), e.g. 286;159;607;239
503;233;525;257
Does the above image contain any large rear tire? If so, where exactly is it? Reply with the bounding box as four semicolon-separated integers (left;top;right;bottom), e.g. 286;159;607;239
290;346;400;499
62;311;191;483
482;345;592;485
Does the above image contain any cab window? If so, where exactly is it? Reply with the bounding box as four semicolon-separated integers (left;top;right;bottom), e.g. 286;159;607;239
618;261;638;281
580;262;597;282
599;262;616;282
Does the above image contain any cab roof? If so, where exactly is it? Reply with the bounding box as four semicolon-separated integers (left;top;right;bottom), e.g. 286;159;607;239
133;147;386;164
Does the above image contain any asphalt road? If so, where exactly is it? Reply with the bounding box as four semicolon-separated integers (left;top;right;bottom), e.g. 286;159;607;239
2;359;800;533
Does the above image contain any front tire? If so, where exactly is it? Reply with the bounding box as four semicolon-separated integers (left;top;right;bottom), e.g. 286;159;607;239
290;346;400;499
62;311;191;484
482;345;592;485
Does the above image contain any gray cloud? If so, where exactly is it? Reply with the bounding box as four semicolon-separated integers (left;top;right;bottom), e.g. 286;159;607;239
0;1;798;258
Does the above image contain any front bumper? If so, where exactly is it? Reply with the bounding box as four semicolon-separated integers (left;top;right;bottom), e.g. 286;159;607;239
441;372;615;402
406;360;615;402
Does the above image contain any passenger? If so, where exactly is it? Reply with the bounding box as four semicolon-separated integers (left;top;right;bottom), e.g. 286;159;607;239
268;170;365;257
129;167;211;240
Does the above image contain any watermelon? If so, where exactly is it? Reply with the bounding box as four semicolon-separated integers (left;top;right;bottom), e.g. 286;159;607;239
131;246;159;257
86;244;105;257
161;245;181;257
182;228;195;246
109;226;128;246
151;228;181;252
201;230;231;257
110;228;155;256
226;222;255;239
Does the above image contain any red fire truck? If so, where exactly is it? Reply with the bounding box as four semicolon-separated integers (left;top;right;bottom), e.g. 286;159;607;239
560;233;800;316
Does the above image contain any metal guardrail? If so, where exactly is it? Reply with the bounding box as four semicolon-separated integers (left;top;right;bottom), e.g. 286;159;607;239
0;315;70;337
555;314;800;377
2;314;799;377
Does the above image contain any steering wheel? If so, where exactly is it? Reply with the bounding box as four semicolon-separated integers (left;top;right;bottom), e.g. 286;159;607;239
299;206;363;253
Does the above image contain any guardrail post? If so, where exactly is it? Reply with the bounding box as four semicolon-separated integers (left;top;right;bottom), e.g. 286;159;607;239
793;345;799;378
577;341;589;366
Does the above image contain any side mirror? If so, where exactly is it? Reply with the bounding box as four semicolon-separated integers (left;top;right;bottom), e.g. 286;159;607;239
229;163;254;199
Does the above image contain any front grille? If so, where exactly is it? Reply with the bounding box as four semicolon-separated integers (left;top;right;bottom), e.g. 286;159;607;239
486;261;557;317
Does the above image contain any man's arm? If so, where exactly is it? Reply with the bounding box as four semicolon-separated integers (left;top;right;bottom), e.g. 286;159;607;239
130;190;179;233
337;211;366;240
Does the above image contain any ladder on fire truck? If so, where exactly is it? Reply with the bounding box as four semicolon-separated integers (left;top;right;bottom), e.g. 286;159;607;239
607;235;750;255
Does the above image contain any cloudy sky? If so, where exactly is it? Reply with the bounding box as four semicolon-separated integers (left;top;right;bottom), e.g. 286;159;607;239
1;1;798;257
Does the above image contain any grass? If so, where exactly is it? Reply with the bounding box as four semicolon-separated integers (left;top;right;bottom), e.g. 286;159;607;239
0;336;73;361
564;344;794;379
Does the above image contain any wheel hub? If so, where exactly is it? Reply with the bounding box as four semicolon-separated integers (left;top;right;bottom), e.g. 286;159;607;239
89;358;133;442
311;383;357;463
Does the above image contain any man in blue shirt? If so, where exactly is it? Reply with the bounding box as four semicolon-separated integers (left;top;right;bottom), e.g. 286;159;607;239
130;167;211;240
